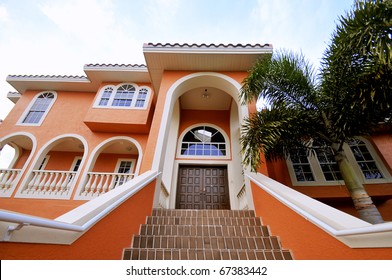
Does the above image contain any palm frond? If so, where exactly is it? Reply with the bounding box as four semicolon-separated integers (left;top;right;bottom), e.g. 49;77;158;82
240;104;318;171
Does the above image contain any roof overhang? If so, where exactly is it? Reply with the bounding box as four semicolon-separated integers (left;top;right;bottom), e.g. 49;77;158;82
143;43;273;93
6;43;273;102
6;64;150;98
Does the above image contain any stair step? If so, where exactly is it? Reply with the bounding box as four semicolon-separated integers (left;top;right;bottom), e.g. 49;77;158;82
140;224;270;237
152;209;256;218
131;235;281;250
122;209;294;260
146;216;262;226
123;248;293;260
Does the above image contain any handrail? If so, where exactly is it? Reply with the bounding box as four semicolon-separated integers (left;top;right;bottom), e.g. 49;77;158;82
246;171;392;237
0;170;160;241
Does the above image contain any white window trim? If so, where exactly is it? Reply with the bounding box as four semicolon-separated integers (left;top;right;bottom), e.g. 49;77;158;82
17;91;57;126
176;123;231;160
114;158;136;174
287;137;392;186
70;156;83;172
93;83;151;110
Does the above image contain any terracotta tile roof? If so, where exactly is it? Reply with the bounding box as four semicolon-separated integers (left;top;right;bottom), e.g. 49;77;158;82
7;74;88;80
84;63;147;68
143;42;272;49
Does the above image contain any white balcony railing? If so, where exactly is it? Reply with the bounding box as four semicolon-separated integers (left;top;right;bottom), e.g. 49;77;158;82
20;170;77;198
0;169;21;196
80;172;135;198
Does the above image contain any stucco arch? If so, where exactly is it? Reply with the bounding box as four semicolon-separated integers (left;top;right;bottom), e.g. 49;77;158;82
152;72;250;209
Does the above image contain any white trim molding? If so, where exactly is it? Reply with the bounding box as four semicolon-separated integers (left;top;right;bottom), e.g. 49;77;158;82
246;171;392;248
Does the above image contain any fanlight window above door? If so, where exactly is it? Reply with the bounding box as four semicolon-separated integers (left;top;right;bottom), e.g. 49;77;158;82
180;126;227;156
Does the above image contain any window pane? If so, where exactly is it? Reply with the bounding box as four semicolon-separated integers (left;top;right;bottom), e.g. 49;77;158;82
181;126;226;156
313;141;342;181
112;84;135;107
23;92;54;124
290;148;315;181
349;139;383;179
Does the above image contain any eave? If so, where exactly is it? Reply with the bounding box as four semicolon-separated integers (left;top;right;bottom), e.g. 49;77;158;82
143;43;273;93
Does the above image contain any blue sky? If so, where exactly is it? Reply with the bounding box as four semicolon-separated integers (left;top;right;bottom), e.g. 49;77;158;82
0;0;353;166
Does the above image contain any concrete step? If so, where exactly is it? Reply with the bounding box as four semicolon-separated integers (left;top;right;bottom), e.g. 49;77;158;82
139;224;271;237
131;235;281;250
123;248;293;260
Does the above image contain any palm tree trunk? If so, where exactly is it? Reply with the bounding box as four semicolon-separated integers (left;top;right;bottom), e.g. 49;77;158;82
334;150;384;224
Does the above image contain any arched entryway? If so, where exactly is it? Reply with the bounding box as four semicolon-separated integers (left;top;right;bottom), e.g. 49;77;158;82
153;72;253;210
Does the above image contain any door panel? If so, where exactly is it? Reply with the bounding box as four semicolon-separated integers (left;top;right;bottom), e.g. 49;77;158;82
176;166;230;209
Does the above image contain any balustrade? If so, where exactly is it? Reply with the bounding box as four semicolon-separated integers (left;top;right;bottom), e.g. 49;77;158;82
23;170;77;197
81;172;135;197
0;169;21;193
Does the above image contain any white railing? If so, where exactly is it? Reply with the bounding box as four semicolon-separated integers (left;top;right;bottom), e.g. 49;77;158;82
0;169;21;195
0;170;160;244
80;172;135;198
21;170;76;197
158;183;170;208
245;171;392;248
237;184;249;210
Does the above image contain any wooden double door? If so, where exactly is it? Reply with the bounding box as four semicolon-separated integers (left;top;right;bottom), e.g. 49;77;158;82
176;166;230;209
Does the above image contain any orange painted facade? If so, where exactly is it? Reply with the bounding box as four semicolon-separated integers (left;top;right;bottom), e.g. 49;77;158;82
0;43;391;259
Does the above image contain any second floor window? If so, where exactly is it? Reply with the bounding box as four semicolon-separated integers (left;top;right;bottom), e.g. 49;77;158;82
19;92;56;125
288;137;387;185
95;83;151;109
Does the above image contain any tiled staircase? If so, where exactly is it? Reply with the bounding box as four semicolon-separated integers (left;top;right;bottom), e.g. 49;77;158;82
122;209;293;260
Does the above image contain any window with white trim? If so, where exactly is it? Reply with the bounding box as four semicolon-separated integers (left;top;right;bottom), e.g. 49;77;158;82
95;83;151;109
348;139;384;179
18;92;56;125
288;138;388;185
180;126;227;157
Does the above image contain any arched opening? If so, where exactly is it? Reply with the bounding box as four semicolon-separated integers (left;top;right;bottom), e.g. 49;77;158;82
75;137;142;200
0;133;35;197
155;72;251;210
16;135;87;199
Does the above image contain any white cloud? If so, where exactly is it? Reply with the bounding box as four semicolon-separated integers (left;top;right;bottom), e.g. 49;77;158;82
0;5;9;22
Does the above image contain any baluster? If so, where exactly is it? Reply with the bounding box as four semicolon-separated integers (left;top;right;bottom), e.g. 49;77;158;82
37;172;49;193
26;171;39;194
5;170;17;190
101;174;110;194
57;172;67;194
42;172;54;193
0;170;10;190
95;173;104;196
89;174;98;196
47;172;59;194
82;173;93;195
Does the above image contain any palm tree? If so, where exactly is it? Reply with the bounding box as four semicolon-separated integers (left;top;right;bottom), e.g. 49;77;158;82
241;50;385;224
240;1;391;225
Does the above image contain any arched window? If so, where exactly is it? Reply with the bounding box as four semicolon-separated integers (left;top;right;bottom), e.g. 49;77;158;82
112;84;135;107
98;86;114;106
135;88;148;108
180;126;227;156
19;92;56;125
95;84;151;109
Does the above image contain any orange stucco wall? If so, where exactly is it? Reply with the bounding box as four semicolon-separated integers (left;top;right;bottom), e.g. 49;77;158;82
251;181;392;259
0;180;156;260
93;153;138;173
0;88;151;217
